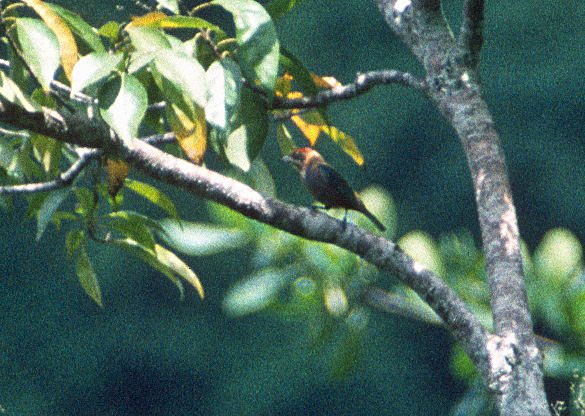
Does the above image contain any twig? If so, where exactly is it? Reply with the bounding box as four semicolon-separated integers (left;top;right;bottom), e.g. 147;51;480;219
271;70;426;110
0;148;98;194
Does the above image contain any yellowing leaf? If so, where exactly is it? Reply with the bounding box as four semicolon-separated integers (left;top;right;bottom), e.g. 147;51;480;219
23;0;79;81
291;114;320;146
106;158;130;197
290;109;326;146
127;11;168;28
311;73;341;89
167;103;207;164
322;125;365;166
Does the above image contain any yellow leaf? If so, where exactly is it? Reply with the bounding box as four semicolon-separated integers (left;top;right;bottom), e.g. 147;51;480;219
311;74;342;89
127;11;168;28
23;0;78;81
167;103;207;164
291;115;321;146
106;158;130;196
290;109;326;146
322;125;365;166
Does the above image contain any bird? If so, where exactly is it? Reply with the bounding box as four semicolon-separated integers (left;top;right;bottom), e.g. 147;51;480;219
282;147;386;231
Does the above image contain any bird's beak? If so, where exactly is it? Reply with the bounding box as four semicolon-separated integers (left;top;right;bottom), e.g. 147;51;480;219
282;155;293;163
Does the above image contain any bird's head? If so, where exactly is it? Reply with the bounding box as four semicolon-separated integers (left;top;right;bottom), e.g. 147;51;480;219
282;147;324;170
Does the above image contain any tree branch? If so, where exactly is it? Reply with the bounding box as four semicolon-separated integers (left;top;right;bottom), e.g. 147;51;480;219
375;0;549;413
0;99;491;383
459;0;484;71
271;70;426;110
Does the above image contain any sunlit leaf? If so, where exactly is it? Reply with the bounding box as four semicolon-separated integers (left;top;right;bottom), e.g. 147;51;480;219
113;237;204;299
214;0;279;96
125;178;178;218
127;11;169;27
205;58;242;133
71;52;122;94
76;245;103;307
223;268;288;316
0;71;39;112
291;112;322;146
154;49;207;107
98;73;147;141
130;12;223;33
322;125;364;166
36;187;70;241
22;0;78;81
97;21;121;43
311;73;342;89
126;26;172;52
15;18;60;91
47;3;105;53
155;244;204;299
156;0;180;14
158;218;250;256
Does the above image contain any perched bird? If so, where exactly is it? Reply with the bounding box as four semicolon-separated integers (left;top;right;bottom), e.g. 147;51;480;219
282;147;386;231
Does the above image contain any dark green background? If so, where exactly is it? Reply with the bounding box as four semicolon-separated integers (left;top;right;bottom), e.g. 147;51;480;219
1;0;583;414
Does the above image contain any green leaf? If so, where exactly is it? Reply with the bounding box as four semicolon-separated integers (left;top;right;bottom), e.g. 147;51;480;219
15;18;60;91
71;52;123;94
98;73;147;141
223;268;288;316
0;71;39;112
205;58;242;133
113;238;204;299
157;218;249;256
97;21;121;43
124;178;178;218
65;229;84;257
126;26;172;53
47;3;106;53
113;237;185;298
36;187;71;241
224;87;267;171
102;210;161;250
74;187;95;218
276;123;295;156
126;26;173;73
266;0;305;20
155;0;180;14
76;245;103;307
154;49;207;107
152;244;205;299
214;0;280;96
134;15;225;34
279;48;318;96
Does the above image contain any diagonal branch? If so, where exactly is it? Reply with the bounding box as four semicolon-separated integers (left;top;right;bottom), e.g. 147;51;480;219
0;98;491;382
459;0;485;71
271;70;426;110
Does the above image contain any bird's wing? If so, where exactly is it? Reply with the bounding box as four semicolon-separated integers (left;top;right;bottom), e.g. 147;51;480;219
316;164;358;207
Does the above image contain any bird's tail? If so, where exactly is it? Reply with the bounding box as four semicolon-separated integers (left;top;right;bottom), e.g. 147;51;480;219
360;206;386;232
